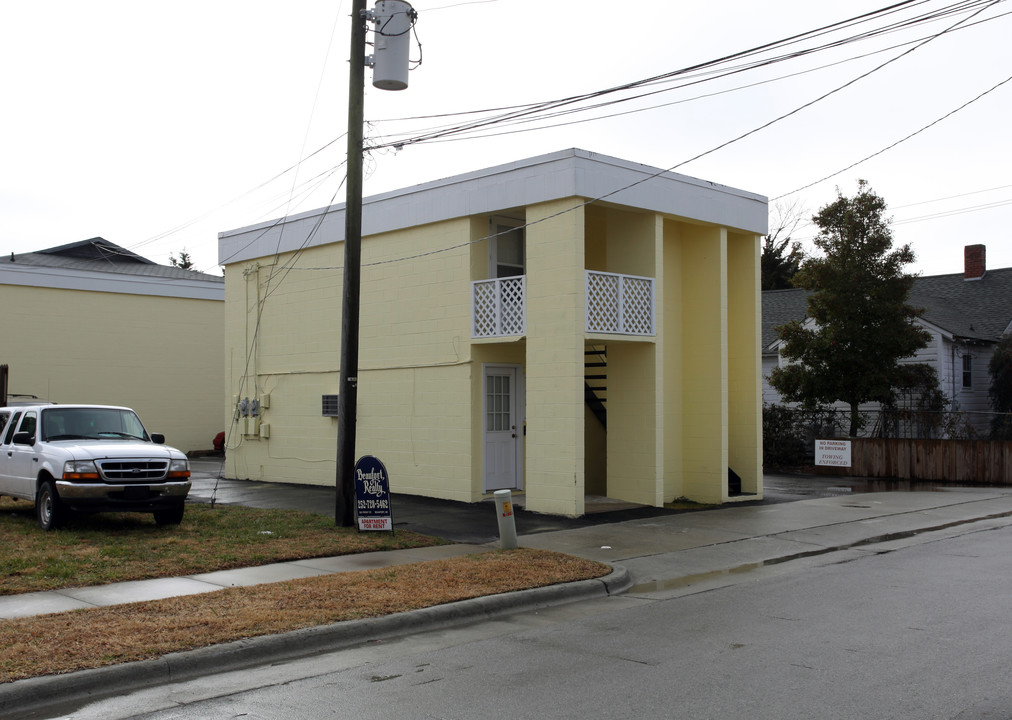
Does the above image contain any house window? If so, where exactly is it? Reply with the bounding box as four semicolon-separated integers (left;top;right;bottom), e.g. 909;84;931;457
490;217;525;279
962;354;973;388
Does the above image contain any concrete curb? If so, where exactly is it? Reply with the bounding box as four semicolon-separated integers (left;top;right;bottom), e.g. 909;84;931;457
0;566;629;720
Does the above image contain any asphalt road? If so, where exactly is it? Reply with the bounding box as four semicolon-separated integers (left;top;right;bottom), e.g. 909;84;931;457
58;516;1012;719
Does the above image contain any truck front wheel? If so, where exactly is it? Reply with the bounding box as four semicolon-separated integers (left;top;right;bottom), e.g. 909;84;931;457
154;504;185;526
36;480;68;531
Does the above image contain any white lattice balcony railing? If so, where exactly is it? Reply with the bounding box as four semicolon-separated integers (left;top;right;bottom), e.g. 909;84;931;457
586;270;656;336
472;275;526;338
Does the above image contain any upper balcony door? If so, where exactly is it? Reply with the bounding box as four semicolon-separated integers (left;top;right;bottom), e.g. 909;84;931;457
490;217;525;279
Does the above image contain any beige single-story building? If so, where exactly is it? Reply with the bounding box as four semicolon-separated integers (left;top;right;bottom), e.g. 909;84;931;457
0;238;224;453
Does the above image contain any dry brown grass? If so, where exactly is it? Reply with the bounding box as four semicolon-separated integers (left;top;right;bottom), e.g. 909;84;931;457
0;498;445;594
0;549;608;682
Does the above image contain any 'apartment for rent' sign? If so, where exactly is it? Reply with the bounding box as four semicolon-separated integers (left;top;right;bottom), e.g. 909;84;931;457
815;439;852;467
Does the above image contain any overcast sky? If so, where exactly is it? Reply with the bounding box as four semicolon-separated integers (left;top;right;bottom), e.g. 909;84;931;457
3;0;1010;277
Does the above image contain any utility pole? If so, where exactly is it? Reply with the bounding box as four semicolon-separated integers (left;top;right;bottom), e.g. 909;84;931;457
336;0;368;527
336;0;414;527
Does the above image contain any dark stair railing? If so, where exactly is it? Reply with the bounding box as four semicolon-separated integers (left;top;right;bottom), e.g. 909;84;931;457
585;346;607;429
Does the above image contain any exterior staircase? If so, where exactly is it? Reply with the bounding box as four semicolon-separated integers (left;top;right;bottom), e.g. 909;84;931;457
585;345;607;428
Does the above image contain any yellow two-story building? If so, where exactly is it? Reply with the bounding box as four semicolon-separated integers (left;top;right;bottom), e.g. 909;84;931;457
219;149;767;516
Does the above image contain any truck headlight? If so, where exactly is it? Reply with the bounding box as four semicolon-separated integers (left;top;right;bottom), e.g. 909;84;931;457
63;460;99;481
168;458;191;479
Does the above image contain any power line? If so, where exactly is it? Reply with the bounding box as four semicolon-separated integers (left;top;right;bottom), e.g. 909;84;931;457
891;183;1012;209
773;71;1012;200
242;1;1004;279
127;135;346;256
894;197;1012;224
367;12;1006;148
364;1;926;147
132;1;1008;274
365;0;999;151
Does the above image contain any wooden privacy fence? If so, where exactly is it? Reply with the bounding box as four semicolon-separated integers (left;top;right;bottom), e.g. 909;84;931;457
818;438;1012;484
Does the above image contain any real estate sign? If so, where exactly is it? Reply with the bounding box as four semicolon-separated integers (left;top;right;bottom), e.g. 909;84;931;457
355;455;393;531
815;439;852;467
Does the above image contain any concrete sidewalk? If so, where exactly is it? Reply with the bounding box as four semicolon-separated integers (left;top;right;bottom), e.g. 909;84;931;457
2;471;1012;719
3;474;1011;618
519;487;1012;593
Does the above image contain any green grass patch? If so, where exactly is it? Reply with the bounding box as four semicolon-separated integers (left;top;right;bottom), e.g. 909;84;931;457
0;497;446;596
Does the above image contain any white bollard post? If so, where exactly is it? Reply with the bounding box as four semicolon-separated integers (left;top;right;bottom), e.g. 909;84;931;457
493;489;518;550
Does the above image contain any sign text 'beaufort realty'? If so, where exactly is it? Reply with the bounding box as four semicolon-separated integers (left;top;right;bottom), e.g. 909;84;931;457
354;455;393;532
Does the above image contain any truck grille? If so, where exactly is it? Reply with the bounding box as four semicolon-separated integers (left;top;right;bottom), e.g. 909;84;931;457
96;460;169;482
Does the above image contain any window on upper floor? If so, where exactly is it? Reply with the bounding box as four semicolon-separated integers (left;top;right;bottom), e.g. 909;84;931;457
962;353;973;388
489;217;525;279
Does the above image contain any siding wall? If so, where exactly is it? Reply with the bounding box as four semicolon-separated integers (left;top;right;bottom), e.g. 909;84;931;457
0;283;223;453
223;220;480;500
222;191;765;512
764;325;998;424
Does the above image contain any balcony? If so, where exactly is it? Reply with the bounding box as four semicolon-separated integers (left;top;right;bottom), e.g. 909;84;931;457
472;276;526;338
471;271;655;339
585;270;655;336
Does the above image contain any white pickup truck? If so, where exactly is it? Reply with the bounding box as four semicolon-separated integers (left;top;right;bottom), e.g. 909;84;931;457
0;404;191;530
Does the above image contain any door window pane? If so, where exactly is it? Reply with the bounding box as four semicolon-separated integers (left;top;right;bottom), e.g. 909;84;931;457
486;375;511;432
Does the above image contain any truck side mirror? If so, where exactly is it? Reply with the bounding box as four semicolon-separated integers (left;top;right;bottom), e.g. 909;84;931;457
151;433;165;444
13;431;34;446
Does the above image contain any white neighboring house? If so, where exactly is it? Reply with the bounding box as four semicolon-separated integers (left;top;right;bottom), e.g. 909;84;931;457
0;238;224;453
762;245;1012;422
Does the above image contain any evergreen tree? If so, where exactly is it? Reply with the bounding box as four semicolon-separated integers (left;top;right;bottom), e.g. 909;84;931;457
169;250;194;270
769;181;933;436
988;334;1012;439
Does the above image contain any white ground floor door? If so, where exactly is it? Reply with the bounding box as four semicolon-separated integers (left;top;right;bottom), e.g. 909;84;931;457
483;364;523;492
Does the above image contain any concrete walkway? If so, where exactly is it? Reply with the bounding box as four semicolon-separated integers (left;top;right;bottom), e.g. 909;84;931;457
2;468;1012;719
3;471;1011;619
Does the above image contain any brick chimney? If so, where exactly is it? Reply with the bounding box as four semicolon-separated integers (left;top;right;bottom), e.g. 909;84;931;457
964;244;986;280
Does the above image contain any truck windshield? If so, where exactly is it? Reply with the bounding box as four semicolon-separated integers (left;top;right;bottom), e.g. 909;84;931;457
41;408;149;442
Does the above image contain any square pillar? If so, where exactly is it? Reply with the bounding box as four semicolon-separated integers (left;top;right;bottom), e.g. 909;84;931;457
525;199;586;516
680;225;728;504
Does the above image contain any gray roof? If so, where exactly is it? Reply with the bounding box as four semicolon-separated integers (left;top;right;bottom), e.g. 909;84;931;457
910;267;1012;342
5;238;223;284
761;288;808;353
762;267;1012;353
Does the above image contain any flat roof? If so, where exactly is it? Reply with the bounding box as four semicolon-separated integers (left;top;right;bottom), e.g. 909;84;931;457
219;148;768;266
